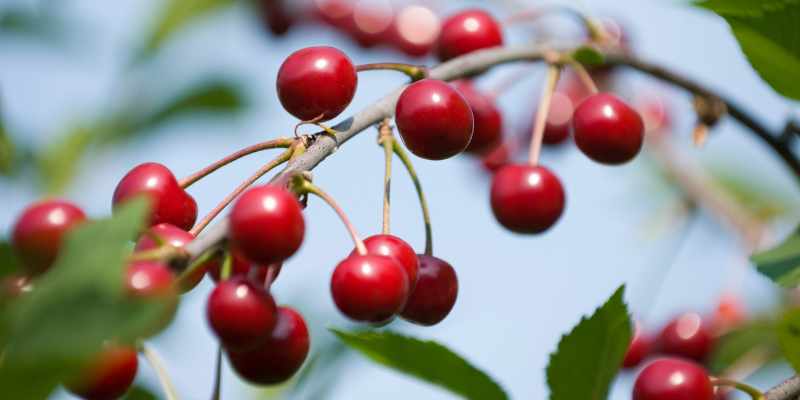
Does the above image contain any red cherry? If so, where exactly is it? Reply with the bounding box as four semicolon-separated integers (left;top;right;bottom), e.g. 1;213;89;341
207;277;277;351
636;95;672;134
436;9;503;61
453;80;503;154
490;164;566;234
112;163;197;231
711;294;746;334
330;254;409;323
11;199;86;275
125;261;176;299
276;46;357;121
541;91;575;145
395;79;474;160
207;250;278;284
633;358;713;400
135;223;206;292
66;345;138;400
623;321;652;368
229;185;305;266
313;0;353;28
657;312;714;362
349;0;393;48
401;254;458;326
390;5;440;57
351;234;419;290
572;93;644;165
227;306;310;385
257;0;294;36
481;142;512;173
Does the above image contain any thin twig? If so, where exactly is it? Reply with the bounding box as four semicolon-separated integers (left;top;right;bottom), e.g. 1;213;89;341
528;64;561;165
179;138;293;188
209;346;222;400
378;119;394;235
300;180;367;255
392;139;433;255
142;343;180;400
569;60;599;94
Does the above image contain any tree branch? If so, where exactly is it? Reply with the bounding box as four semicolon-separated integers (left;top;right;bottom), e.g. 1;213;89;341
765;375;800;400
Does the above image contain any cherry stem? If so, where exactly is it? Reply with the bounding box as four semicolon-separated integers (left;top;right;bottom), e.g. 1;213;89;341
569;59;599;94
210;346;222;400
176;248;216;286
378;119;394;235
298;179;367;255
220;251;233;281
264;264;277;291
392;139;433;255
130;246;184;263
179;138;294;189
189;148;293;236
355;63;427;81
141;343;180;400
712;377;766;400
528;64;562;166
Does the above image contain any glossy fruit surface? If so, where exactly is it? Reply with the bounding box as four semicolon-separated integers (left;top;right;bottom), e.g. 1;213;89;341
12;199;86;275
572;93;644;165
66;345;138;400
207;277;277;351
623;321;652;368
490;164;566;234
330;254;409;323
227;306;310;385
436;9;503;61
276;46;357;121
112;163;197;230
453;80;502;154
229;185;305;266
633;358;713;400
125;261;176;299
657;312;714;362
395;79;474;160
401;255;458;326
135;223;205;292
352;234;419;290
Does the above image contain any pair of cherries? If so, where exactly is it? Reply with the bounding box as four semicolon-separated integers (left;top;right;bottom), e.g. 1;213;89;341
624;312;717;370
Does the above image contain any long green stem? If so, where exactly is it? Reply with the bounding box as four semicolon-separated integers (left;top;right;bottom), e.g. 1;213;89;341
221;251;232;281
298;179;367;255
179;138;294;188
355;63;427;81
712;377;766;400
379;119;393;235
392;140;433;255
568;59;599;94
528;64;561;165
176;248;216;286
141;343;179;400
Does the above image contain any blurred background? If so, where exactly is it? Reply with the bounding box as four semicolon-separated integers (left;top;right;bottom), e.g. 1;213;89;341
1;0;799;398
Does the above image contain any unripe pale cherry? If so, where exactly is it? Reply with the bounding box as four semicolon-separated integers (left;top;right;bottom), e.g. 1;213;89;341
351;234;419;290
436;9;503;61
207;277;277;351
401;255;458;326
395;79;474;160
135;223;206;292
572;93;644;165
331;254;409;323
65;345;138;400
112;162;197;231
11;199;86;275
453;80;503;154
490;164;566;234
276;46;357;121
229;185;305;266
633;358;714;400
623;321;652;368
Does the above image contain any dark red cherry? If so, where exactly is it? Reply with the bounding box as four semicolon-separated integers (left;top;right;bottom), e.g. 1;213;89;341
125;261;176;299
229;185;305;266
112;163;197;231
623;321;652;368
135;223;206;292
390;5;440;57
633;358;714;400
66;345;138;400
401;255;458;326
657;312;714;362
436;9;503;61
276;46;357;121
490;164;565;234
330;254;409;323
351;234;419;290
207;250;277;284
11;199;86;275
453;80;502;154
227;306;310;385
257;0;294;36
572;93;644;165
481;142;512;173
207;277;277;351
395;79;474;160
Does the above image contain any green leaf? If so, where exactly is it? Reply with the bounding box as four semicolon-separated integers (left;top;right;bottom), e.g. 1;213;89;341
695;0;800;100
0;240;23;279
546;285;631;400
331;329;508;400
139;0;236;59
752;229;800;287
572;46;605;67
0;199;175;399
777;308;800;373
708;319;780;374
0;109;15;175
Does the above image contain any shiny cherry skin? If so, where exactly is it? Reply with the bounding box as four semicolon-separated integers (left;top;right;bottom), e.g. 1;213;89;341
490;164;566;234
657;312;714;362
331;254;409;323
453;80;502;154
227;306;310;385
351;234;419;290
11;199;86;275
66;345;138;400
207;277;277;351
112;163;197;231
401;255;458;326
633;358;713;400
436;9;503;61
624;321;652;368
395;79;474;160
229;185;305;266
572;93;644;165
135;223;206;292
276;46;357;121
207;250;278;284
125;261;176;299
